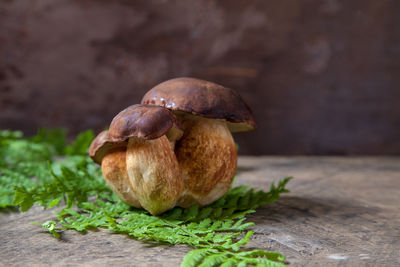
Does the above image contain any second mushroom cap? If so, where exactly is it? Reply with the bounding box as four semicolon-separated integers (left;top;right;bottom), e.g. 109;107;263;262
89;104;183;164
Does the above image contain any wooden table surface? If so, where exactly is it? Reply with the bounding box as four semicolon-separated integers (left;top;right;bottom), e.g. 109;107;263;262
1;157;399;266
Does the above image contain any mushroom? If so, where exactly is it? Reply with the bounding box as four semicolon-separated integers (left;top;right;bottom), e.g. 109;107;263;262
89;104;183;215
142;77;256;207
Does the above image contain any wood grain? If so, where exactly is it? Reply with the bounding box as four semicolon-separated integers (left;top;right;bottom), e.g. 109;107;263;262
1;156;399;266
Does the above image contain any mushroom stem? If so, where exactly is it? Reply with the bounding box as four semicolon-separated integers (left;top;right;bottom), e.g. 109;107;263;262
126;135;183;215
101;149;141;207
175;117;237;207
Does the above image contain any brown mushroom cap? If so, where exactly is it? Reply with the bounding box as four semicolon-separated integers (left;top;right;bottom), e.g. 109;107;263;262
141;77;256;132
89;104;182;164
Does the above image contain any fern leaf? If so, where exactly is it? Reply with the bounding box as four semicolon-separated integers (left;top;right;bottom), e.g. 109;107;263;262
181;248;217;267
181;205;199;221
220;259;237;267
197;207;213;220
198;253;229;267
198;218;212;229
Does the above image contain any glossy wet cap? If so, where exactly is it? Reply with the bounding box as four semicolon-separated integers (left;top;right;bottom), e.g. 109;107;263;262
89;104;182;164
141;77;256;132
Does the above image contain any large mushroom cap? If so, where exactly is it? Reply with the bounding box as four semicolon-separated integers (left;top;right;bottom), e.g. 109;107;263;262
89;104;182;164
141;77;256;132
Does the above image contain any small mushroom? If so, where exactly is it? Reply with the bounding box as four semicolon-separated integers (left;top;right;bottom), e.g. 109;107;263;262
142;77;256;207
89;104;183;215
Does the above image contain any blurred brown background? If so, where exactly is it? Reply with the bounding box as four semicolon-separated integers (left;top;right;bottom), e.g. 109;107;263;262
1;0;399;155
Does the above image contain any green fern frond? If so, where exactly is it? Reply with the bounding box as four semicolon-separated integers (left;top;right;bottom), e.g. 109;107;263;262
0;129;291;267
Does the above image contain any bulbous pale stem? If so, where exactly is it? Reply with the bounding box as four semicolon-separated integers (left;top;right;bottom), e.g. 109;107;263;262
101;149;141;207
126;135;183;215
175;117;237;207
